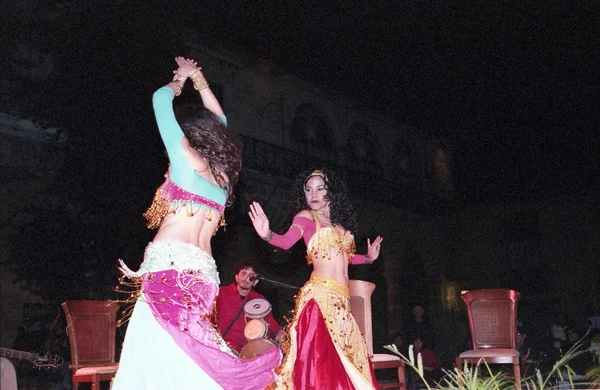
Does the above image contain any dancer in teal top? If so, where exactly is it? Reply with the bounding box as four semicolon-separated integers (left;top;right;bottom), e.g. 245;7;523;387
114;57;282;390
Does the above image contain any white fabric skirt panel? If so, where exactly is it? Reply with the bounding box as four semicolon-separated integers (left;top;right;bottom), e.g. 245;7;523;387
112;299;222;390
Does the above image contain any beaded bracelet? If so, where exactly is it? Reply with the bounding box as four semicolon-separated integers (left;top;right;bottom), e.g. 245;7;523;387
191;71;209;91
261;230;274;242
172;79;185;96
365;255;373;264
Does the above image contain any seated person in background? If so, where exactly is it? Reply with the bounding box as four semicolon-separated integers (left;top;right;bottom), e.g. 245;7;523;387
517;325;531;360
562;327;594;375
405;304;436;350
586;313;600;332
390;331;408;357
411;337;442;387
550;313;572;357
517;325;542;377
213;258;282;353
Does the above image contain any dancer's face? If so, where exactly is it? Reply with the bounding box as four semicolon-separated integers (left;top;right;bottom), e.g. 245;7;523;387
304;176;328;211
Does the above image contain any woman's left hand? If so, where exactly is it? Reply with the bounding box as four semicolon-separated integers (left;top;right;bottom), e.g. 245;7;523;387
174;56;201;79
367;236;383;260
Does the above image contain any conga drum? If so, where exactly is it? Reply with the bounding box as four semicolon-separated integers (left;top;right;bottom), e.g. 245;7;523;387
244;319;269;341
239;338;279;359
243;298;272;341
244;298;272;319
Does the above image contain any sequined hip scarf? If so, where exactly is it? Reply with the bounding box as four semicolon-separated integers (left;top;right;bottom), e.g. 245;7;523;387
305;276;350;298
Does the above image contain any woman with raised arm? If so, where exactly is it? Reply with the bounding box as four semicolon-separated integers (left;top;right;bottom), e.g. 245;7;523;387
249;168;383;389
113;57;281;390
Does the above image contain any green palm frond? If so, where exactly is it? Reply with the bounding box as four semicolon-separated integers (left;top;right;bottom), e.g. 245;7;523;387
384;339;596;390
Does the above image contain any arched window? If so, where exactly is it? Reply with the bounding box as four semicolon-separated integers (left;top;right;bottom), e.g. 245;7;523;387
388;137;416;183
259;102;281;135
430;144;454;197
290;103;336;159
346;123;380;170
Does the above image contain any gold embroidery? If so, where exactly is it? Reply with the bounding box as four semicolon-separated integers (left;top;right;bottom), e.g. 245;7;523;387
143;186;170;229
275;276;373;388
306;210;356;265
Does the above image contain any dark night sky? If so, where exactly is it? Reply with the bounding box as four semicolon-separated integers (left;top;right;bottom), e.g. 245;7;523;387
194;1;600;203
10;1;598;205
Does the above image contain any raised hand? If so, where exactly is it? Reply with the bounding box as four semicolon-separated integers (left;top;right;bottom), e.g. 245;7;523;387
248;201;271;238
366;236;383;261
173;56;201;79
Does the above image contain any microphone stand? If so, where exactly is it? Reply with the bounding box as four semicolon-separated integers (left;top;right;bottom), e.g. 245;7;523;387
256;276;300;290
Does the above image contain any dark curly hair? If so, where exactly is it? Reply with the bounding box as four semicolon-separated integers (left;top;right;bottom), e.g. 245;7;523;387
233;258;256;275
175;104;242;207
290;168;358;233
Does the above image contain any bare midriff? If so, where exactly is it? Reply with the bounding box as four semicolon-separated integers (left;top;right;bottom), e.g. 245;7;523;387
309;253;350;286
152;207;221;256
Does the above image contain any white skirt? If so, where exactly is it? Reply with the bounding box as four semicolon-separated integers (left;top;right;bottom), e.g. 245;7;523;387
112;298;222;390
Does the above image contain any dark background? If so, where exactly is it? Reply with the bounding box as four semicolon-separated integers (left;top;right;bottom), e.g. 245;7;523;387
3;0;599;353
5;1;599;203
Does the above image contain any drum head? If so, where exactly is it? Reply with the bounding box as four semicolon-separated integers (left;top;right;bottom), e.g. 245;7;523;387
239;339;278;360
244;298;272;318
244;319;268;341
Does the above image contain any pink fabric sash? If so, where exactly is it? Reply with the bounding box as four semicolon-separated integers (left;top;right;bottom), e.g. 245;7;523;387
142;269;281;390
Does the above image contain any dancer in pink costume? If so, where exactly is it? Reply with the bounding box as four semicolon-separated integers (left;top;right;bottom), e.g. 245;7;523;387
113;57;281;390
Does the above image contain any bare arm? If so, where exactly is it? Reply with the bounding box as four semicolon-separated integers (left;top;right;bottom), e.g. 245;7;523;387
175;57;224;117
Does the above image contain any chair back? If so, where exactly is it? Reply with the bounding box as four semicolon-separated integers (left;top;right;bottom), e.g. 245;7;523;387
349;280;376;355
62;300;120;368
462;289;520;350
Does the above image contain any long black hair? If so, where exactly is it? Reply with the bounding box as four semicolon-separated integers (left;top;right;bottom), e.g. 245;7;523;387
175;104;242;207
290;168;358;233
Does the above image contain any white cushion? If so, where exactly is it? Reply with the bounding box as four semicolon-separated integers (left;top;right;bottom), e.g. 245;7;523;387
74;364;119;375
459;349;519;358
372;353;402;362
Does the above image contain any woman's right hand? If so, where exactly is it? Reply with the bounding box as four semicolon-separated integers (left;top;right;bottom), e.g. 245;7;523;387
248;201;270;238
174;56;201;79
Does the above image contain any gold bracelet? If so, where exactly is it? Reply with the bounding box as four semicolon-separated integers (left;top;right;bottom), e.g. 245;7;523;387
172;79;185;96
261;230;274;242
191;71;209;91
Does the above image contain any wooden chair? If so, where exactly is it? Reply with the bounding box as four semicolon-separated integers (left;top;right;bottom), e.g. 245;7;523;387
62;300;120;390
349;280;406;390
456;289;521;390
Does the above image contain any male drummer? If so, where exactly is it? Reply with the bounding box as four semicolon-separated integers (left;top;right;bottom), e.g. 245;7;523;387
213;258;282;353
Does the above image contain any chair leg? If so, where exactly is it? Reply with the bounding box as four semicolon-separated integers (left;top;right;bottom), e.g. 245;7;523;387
455;357;462;371
455;358;464;390
73;382;79;390
513;361;522;390
397;365;406;389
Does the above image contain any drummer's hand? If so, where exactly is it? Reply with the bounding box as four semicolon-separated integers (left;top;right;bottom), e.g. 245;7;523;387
275;329;284;345
249;201;271;238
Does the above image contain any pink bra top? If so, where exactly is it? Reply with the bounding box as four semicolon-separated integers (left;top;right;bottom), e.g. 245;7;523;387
143;174;226;229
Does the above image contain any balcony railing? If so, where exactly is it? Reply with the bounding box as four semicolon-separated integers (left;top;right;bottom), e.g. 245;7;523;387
241;135;451;214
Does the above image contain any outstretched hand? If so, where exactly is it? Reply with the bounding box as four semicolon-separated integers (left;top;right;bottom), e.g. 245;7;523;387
367;236;383;261
173;56;201;79
248;201;270;238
